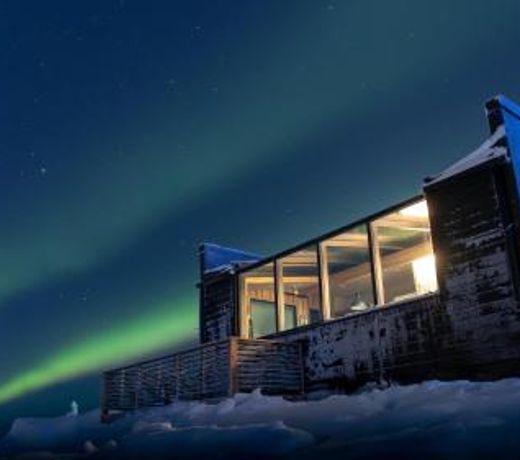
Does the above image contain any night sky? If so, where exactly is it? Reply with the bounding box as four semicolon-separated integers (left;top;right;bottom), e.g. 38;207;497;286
1;0;520;433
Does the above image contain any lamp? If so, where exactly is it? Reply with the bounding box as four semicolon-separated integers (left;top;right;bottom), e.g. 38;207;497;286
412;254;438;294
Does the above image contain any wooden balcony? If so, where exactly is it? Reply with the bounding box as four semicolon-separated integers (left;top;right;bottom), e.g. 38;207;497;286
102;337;304;414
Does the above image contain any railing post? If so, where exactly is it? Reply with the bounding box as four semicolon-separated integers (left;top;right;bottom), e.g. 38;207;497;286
134;367;140;409
175;355;181;400
100;372;109;422
297;342;305;396
228;337;238;396
200;345;205;399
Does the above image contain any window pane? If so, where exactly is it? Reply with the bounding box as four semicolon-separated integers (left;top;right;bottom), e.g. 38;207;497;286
240;262;276;338
373;199;437;304
284;304;297;330
251;300;276;338
323;224;375;317
280;245;321;329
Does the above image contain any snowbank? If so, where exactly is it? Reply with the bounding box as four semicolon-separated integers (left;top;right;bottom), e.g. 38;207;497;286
2;379;520;459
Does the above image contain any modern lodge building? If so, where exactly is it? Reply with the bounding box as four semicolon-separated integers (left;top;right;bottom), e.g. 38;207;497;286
102;95;520;416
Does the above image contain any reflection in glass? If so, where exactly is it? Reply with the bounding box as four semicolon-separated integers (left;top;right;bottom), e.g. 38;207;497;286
322;224;375;317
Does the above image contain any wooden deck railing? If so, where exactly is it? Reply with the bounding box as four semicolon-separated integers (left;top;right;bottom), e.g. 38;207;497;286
102;337;303;413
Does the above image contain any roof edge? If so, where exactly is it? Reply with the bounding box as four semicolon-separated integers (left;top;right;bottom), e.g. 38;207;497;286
485;95;520;134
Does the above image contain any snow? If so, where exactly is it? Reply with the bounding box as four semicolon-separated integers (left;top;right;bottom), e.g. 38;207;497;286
3;379;520;459
425;124;508;186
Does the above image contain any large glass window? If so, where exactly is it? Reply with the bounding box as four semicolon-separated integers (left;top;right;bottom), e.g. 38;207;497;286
321;224;375;317
239;262;276;338
372;200;437;304
238;198;438;336
279;245;322;329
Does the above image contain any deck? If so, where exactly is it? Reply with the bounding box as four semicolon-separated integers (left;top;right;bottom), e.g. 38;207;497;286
102;337;304;414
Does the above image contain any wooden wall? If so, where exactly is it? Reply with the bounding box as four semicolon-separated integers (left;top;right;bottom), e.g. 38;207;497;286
199;273;237;344
425;163;520;377
102;338;303;414
270;294;444;392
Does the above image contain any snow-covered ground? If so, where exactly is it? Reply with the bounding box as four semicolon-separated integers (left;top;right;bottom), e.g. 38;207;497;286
2;379;520;460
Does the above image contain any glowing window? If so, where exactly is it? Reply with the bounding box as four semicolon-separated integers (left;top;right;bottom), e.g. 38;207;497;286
321;224;375;317
239;262;276;338
372;199;437;304
279;245;321;329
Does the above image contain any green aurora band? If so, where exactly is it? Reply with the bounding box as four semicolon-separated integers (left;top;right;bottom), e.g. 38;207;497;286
0;296;197;405
2;1;520;413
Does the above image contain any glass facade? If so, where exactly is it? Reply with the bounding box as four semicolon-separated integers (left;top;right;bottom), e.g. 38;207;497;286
238;198;438;338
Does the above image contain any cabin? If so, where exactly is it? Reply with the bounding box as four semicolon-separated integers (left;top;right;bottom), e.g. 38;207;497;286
102;95;520;417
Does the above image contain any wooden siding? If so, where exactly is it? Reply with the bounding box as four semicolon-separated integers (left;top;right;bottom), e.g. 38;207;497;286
270;294;444;392
199;275;237;344
103;338;303;413
425;164;520;376
235;339;303;395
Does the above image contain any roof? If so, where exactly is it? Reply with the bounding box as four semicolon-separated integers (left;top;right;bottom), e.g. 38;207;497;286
424;124;508;187
200;243;260;276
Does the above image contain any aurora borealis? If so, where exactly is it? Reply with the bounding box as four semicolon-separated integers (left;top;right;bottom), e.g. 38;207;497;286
2;0;520;433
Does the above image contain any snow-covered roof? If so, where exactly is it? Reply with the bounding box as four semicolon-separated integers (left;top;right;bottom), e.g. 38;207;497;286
424;124;508;187
200;243;260;275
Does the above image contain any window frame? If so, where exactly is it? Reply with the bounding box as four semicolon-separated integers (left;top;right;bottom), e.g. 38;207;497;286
320;222;377;319
237;194;436;337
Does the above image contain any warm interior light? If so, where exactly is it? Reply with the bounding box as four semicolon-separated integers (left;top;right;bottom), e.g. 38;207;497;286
399;200;429;218
412;254;438;294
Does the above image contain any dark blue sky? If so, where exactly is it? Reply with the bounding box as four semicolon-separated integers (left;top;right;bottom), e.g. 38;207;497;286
1;0;520;433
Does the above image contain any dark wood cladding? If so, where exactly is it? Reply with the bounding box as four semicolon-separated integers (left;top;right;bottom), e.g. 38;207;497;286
271;294;445;392
425;163;520;378
199;273;237;344
235;339;304;395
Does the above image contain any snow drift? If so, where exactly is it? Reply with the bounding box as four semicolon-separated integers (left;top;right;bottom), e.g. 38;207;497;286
2;379;520;459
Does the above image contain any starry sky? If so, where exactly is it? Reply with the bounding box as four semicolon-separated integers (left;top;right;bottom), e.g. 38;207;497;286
1;0;520;433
